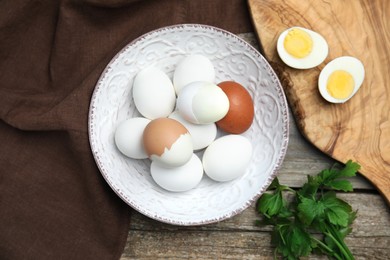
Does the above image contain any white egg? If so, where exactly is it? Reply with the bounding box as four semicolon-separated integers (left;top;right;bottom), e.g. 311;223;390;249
132;66;176;119
151;154;204;192
173;54;215;94
202;135;252;182
277;26;328;69
168;111;217;151
114;117;151;159
318;56;365;103
176;81;229;124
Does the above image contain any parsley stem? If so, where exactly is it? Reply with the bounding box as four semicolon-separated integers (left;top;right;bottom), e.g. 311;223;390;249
284;187;295;193
324;228;354;260
311;237;342;260
330;224;354;259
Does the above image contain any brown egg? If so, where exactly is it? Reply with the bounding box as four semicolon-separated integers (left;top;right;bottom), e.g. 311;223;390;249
142;118;193;168
216;81;254;134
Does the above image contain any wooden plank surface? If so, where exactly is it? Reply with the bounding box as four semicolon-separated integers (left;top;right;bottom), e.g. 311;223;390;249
120;107;390;259
120;34;390;258
247;0;390;204
122;194;389;259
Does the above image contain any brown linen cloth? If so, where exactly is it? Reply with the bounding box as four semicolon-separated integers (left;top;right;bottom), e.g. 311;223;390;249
0;0;253;259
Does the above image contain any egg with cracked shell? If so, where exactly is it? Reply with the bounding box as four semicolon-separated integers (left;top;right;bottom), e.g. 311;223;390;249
168;111;217;151
143;118;193;168
176;81;229;124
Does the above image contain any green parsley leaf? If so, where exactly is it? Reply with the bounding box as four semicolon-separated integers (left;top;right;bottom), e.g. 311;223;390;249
268;177;281;190
297;196;325;225
338;160;361;178
273;222;313;259
298;175;320;198
325;179;353;192
258;178;294;218
257;192;284;218
319;168;338;182
316;160;360;191
290;225;313;257
322;192;353;227
256;160;360;260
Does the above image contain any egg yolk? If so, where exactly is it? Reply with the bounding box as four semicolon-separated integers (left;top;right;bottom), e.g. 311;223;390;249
284;28;313;58
326;70;355;99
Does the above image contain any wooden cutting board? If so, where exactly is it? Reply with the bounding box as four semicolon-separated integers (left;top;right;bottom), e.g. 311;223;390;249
248;0;390;204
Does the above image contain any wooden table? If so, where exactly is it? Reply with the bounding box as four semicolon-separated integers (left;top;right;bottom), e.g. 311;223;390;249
120;33;390;259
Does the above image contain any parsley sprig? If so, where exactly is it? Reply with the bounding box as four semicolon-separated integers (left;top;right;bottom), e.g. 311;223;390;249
257;160;361;260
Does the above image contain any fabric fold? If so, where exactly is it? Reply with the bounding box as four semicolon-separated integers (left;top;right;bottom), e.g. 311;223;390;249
0;0;253;259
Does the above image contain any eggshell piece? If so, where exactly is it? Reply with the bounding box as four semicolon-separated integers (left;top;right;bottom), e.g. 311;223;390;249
202;135;252;182
216;81;254;134
151;154;204;192
114;117;151;159
177;81;229;124
132;66;176;119
169;111;217;150
143;118;193;168
173;54;215;94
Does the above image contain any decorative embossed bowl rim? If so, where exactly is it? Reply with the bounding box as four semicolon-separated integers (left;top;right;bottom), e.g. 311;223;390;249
88;24;289;226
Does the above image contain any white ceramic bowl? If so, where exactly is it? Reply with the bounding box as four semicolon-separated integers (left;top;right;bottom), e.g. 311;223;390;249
88;24;289;226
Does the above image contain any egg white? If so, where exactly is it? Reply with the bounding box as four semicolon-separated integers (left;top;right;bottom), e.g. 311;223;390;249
277;26;328;69
318;56;365;103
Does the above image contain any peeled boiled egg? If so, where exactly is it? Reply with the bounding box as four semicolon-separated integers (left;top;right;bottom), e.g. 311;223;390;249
168;111;217;151
132;66;176;119
277;27;328;69
151;154;204;192
173;54;215;94
114;117;151;159
176;81;229;124
202;135;252;182
318;56;365;103
216;81;254;134
143;118;193;168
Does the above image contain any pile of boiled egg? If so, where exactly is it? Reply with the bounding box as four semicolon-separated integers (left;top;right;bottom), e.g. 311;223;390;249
277;26;365;103
115;54;255;192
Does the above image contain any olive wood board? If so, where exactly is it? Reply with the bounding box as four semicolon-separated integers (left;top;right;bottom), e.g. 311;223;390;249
248;0;390;204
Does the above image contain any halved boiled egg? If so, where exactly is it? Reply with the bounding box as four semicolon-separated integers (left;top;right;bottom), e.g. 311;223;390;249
318;56;365;103
277;27;328;69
